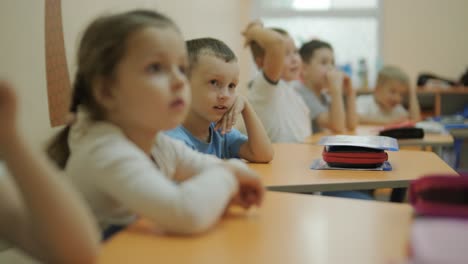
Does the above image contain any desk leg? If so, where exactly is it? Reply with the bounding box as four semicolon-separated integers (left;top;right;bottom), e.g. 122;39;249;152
454;138;463;170
434;146;443;157
390;188;407;203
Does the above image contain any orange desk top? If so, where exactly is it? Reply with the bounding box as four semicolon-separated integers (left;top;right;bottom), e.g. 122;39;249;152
248;144;456;192
304;126;454;148
98;192;412;264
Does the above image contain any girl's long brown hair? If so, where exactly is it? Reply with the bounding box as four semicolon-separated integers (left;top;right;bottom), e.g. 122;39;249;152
46;10;178;169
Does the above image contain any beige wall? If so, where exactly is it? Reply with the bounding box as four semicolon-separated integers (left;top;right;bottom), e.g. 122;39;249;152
0;0;466;149
0;0;251;148
0;0;465;262
382;0;468;84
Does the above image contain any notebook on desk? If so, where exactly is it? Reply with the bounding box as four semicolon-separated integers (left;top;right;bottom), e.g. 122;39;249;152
415;121;446;134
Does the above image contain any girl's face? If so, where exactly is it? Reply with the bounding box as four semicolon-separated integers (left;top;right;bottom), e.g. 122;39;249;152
302;47;334;90
102;26;190;135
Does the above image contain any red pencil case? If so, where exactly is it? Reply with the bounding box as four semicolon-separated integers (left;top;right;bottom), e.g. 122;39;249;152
409;175;468;218
322;146;388;168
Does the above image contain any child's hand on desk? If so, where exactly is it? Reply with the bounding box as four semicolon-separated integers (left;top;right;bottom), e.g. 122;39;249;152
0;81;18;146
215;95;246;135
231;177;264;209
224;160;264;209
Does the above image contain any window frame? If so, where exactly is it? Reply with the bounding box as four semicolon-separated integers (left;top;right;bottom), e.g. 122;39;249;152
252;0;384;70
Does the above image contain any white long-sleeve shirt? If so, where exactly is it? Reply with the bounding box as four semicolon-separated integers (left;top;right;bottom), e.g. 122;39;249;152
66;111;244;234
248;73;311;143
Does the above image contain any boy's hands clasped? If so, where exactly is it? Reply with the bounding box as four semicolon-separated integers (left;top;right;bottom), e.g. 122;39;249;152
325;69;354;96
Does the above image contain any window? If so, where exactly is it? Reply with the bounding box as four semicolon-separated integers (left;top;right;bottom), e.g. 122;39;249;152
254;0;381;88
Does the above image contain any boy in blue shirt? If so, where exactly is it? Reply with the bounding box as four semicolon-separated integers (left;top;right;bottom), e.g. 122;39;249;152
167;38;273;162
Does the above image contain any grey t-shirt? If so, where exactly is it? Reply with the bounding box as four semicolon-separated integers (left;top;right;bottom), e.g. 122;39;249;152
294;82;329;133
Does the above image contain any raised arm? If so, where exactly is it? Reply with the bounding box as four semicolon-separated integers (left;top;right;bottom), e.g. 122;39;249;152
0;81;99;264
238;98;274;162
243;21;287;82
216;95;273;162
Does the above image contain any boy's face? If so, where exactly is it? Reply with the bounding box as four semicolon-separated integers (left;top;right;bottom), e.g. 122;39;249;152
375;80;408;111
280;36;301;82
302;47;334;90
189;54;239;122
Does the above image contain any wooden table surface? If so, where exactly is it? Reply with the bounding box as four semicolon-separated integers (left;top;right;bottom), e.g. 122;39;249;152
248;144;457;193
98;192;413;264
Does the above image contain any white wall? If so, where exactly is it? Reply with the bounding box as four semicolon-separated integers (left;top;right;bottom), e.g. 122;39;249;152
0;0;251;149
382;0;468;84
1;0;466;148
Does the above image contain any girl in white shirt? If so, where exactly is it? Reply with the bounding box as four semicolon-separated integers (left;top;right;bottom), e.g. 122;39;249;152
46;10;264;239
0;81;100;263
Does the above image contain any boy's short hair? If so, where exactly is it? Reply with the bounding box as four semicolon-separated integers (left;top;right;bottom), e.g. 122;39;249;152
186;38;237;75
298;39;333;63
249;27;288;61
377;66;410;87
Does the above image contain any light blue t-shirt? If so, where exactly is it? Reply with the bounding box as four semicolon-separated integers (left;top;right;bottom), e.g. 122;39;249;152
165;123;248;159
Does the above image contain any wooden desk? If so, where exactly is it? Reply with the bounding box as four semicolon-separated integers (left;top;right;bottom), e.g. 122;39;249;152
248;144;456;193
98;192;412;264
417;87;468;116
359;87;468;117
304;126;454;151
450;127;468;139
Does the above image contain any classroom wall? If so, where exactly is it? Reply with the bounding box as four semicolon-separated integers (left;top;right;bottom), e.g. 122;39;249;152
0;0;251;149
1;0;466;149
382;0;468;84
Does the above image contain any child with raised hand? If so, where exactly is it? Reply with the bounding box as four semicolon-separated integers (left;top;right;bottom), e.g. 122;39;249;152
243;22;370;200
243;21;311;143
297;39;358;134
0;81;99;263
166;38;273;163
356;65;421;125
46;10;264;240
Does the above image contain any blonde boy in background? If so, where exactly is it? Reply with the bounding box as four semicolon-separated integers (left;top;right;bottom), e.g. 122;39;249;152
356;66;421;125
